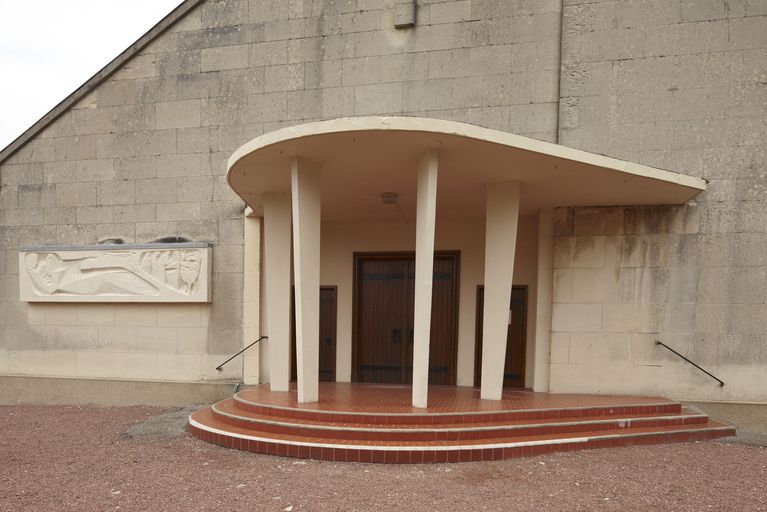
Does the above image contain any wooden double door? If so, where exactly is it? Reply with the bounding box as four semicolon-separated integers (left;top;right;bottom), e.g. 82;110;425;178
352;252;459;385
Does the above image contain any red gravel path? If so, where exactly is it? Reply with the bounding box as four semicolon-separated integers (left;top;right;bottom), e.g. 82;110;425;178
2;405;766;512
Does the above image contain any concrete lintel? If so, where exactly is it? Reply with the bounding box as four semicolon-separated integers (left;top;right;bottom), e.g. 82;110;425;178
19;242;212;252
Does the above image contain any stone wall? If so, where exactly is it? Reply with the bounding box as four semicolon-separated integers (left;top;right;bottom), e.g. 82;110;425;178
3;0;765;401
0;0;564;384
552;0;767;401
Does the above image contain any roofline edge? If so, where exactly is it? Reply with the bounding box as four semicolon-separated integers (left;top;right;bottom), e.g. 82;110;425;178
227;116;708;196
0;0;205;165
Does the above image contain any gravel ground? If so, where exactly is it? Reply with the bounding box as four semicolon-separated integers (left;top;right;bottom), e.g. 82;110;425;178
2;405;766;512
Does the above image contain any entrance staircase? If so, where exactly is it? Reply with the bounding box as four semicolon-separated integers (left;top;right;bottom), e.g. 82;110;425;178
189;384;734;463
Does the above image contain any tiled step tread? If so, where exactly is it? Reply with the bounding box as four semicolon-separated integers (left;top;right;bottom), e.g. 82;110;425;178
234;386;678;416
190;419;734;463
232;395;682;424
215;399;706;431
191;409;734;449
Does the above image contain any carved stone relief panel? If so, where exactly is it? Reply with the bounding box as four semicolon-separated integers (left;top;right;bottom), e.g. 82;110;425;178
19;243;212;303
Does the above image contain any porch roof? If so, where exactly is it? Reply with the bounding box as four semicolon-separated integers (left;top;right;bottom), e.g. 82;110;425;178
227;116;706;220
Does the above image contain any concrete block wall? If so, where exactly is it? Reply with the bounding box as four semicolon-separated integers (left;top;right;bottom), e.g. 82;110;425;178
553;1;767;401
3;0;764;402
0;0;564;385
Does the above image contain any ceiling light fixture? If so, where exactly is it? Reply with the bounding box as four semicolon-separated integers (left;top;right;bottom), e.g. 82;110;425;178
381;192;399;204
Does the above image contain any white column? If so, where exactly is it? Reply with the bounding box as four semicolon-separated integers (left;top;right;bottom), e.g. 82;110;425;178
412;149;439;408
263;192;292;392
480;182;521;401
242;210;262;386
291;158;321;404
533;209;554;392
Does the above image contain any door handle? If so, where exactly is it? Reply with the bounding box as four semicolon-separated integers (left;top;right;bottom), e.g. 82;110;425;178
392;328;401;343
324;336;331;346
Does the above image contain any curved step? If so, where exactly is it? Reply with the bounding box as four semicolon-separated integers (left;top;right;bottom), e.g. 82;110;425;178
211;399;708;442
189;409;736;464
232;392;682;425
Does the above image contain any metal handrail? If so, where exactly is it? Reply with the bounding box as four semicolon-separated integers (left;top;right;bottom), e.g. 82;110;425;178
655;340;724;386
216;336;268;371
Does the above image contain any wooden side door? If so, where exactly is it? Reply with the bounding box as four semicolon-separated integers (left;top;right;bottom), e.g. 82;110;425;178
427;255;459;385
290;286;337;382
318;287;337;381
474;286;528;388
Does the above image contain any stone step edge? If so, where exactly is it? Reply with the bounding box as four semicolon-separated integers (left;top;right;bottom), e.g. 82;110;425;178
232;394;681;421
189;415;734;452
212;402;707;434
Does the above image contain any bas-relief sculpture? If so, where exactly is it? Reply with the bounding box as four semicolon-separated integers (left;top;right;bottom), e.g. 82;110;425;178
19;244;211;303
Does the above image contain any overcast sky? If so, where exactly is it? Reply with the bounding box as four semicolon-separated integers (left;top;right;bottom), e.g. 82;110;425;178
0;0;183;150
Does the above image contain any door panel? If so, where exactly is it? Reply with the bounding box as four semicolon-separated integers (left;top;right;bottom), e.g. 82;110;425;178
318;287;337;381
428;256;459;385
504;289;526;385
353;253;459;385
474;286;527;388
291;286;337;382
357;258;411;384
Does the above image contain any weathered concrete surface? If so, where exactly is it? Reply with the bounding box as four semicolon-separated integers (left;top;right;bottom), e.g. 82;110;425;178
0;0;564;388
551;1;767;402
123;405;202;440
0;375;236;406
1;0;765;403
688;402;767;447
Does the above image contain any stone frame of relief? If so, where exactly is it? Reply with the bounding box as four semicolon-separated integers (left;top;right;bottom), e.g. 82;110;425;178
18;242;212;303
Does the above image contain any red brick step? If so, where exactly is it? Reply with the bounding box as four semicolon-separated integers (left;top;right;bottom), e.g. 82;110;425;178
232;391;682;425
211;398;708;442
189;408;735;463
188;383;735;463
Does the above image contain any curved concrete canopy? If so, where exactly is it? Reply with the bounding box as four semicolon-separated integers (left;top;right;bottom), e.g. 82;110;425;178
227;116;706;220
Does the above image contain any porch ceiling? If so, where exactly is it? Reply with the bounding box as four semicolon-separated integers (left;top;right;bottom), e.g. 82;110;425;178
227;117;706;221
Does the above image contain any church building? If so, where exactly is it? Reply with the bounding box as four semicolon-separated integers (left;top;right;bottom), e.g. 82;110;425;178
1;0;764;461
